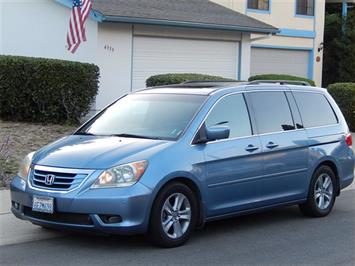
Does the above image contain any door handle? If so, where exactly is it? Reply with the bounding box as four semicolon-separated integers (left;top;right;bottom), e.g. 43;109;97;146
266;142;279;149
245;144;259;152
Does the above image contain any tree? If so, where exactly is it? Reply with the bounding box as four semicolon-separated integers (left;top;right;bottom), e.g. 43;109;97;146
323;7;355;87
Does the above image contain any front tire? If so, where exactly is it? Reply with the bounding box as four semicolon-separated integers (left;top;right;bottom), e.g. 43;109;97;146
148;182;198;248
299;165;336;217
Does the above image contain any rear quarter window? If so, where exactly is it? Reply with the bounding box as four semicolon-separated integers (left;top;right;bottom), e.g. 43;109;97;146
293;92;338;128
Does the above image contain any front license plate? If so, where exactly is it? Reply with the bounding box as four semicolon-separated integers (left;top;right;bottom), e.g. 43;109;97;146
32;196;54;214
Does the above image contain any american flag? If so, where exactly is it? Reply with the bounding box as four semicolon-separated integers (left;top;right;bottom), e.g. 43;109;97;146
67;0;92;54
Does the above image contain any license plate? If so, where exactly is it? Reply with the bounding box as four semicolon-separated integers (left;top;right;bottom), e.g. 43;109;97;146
32;196;54;214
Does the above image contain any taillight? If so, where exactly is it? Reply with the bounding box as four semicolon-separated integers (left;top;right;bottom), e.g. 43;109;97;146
345;133;352;147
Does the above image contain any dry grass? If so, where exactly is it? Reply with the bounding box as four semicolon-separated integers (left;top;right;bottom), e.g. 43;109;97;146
0;120;76;188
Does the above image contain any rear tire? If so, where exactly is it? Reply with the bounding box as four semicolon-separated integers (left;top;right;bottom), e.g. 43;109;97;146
148;182;198;248
299;165;336;217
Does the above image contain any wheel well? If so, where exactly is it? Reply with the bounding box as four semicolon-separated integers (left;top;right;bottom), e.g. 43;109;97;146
318;161;340;196
157;177;204;228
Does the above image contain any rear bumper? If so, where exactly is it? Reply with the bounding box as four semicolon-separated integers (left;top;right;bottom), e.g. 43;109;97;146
10;176;153;235
340;148;355;190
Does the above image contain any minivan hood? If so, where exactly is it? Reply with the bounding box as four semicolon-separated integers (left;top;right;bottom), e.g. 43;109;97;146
33;135;172;169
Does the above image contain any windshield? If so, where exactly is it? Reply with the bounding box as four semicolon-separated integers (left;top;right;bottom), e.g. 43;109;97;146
76;93;207;140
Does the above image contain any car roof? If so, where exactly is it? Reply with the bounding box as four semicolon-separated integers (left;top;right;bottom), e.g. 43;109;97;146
135;81;326;96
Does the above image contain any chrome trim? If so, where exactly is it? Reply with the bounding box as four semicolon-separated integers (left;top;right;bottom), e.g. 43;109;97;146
190;91;247;146
34;165;94;175
208;168;308;188
304;123;340;130
190;89;341;146
27;165;96;194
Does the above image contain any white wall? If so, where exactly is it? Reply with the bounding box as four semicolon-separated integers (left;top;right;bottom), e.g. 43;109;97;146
240;32;251;80
0;0;253;111
313;0;325;85
96;23;132;109
1;0;98;63
0;1;3;54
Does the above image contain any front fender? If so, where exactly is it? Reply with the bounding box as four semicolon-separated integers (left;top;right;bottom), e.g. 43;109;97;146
140;170;207;227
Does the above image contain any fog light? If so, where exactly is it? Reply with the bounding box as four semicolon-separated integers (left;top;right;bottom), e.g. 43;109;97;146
99;215;122;224
12;201;20;210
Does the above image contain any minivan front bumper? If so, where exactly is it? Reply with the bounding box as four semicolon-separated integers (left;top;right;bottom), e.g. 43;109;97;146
10;176;153;235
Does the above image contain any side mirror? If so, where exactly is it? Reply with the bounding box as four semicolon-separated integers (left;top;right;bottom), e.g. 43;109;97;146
193;124;230;144
206;126;230;142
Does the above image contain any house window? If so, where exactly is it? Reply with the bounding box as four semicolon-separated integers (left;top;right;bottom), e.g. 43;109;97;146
247;0;270;11
296;0;314;16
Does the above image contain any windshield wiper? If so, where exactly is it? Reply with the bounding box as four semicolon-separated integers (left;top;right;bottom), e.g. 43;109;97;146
74;132;96;136
111;133;162;140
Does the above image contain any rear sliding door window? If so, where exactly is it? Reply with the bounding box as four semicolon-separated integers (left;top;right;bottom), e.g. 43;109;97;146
293;92;338;128
249;91;295;134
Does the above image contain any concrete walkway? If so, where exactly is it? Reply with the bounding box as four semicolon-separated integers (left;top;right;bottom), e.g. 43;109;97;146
0;190;64;246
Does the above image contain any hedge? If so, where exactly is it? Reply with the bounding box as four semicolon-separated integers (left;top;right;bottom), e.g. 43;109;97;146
327;83;355;131
248;74;316;86
0;55;99;124
146;73;235;87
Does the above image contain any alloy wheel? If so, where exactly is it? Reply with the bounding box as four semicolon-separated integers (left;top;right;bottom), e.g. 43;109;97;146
314;173;334;210
161;193;191;239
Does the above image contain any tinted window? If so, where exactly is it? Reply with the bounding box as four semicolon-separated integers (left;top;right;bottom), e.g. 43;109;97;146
286;92;304;129
247;0;270;10
78;94;206;140
293;92;338;128
249;91;295;134
296;0;314;16
205;94;252;139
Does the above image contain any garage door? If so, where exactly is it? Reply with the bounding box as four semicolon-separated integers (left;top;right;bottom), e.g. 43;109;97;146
132;36;239;90
251;48;309;78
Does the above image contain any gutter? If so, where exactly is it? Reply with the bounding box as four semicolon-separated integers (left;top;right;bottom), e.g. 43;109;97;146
101;15;279;34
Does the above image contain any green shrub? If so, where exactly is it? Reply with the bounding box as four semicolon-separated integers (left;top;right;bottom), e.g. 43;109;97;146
327;83;355;131
248;74;316;86
146;73;235;87
0;55;99;124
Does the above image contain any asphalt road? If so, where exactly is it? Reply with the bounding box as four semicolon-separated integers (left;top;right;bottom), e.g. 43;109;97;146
0;188;354;266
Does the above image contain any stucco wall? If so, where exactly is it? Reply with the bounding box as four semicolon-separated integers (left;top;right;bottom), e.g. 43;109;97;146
313;0;325;86
212;0;326;86
1;0;252;111
96;23;132;110
1;0;98;63
0;2;3;54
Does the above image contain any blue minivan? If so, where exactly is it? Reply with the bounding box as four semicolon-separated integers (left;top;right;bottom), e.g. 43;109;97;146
11;81;354;247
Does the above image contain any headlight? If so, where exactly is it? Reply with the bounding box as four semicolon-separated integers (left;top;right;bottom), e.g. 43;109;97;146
18;152;35;180
91;160;148;188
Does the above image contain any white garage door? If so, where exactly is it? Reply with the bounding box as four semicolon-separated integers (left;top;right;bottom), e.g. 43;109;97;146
251;48;309;78
132;36;239;90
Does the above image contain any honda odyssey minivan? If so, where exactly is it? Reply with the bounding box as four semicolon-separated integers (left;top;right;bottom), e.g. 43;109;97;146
10;81;354;247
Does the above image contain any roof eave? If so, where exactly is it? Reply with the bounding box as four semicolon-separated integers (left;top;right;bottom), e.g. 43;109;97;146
54;0;278;34
101;15;279;34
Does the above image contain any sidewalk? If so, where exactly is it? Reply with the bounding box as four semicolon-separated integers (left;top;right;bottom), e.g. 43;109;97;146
0;190;64;246
0;189;11;214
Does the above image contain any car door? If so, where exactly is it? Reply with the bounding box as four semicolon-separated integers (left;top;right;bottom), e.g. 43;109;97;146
201;93;264;217
246;90;309;205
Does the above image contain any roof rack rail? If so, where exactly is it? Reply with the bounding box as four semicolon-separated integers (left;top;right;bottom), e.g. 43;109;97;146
248;80;311;86
182;80;240;84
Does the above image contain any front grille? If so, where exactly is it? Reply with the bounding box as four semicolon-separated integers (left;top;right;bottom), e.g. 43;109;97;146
24;207;93;225
30;166;91;191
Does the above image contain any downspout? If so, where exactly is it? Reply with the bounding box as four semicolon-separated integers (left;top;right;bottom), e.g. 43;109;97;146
250;33;273;42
